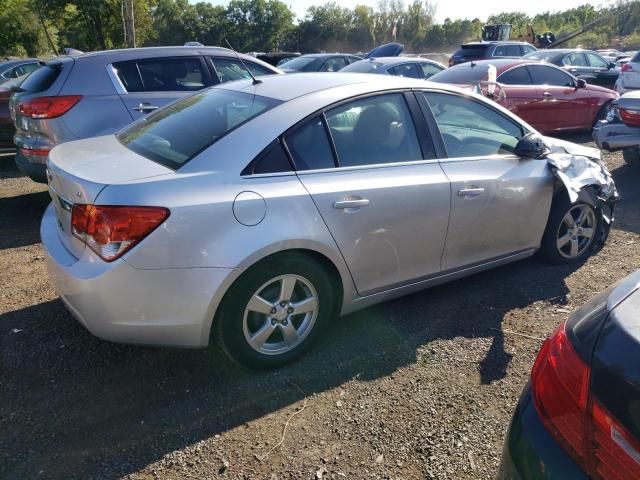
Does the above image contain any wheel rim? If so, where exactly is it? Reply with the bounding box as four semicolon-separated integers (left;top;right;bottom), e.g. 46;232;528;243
556;204;597;259
242;274;319;356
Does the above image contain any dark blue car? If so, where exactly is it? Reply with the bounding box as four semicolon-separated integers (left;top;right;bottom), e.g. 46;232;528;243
499;270;640;479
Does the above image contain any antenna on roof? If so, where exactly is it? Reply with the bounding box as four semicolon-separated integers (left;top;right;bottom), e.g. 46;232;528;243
224;39;262;85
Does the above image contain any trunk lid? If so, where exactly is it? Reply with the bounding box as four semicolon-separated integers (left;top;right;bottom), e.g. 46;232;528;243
46;134;173;258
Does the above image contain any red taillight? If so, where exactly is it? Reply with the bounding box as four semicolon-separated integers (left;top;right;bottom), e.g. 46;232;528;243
19;146;51;157
620;107;640;127
19;95;82;119
532;322;640;479
448;58;454;67
71;204;169;262
622;63;633;72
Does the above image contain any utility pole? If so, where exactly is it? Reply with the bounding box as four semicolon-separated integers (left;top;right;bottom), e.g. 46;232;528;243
122;0;136;48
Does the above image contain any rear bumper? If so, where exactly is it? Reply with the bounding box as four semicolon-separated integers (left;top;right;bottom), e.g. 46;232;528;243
15;150;47;183
498;384;589;479
592;120;640;151
41;203;238;348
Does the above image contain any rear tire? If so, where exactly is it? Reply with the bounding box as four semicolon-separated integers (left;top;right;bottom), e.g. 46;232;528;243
214;252;335;369
623;147;640;165
540;192;601;265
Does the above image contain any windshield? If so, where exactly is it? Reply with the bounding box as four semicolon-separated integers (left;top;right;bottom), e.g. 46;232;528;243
118;88;282;169
281;56;317;70
429;64;489;84
341;61;382;73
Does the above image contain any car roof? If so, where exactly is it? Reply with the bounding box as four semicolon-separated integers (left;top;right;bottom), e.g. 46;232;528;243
462;41;533;46
446;58;539;74
367;56;441;66
298;53;352;58
71;46;237;61
215;72;461;102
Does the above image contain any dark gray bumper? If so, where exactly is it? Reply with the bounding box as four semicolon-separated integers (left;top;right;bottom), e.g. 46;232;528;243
593;120;640;151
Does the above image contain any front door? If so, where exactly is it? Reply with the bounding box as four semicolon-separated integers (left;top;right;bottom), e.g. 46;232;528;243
284;93;451;295
420;91;554;271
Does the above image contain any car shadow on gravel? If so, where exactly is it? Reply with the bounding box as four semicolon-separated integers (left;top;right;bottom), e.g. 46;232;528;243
0;256;580;479
0;154;23;180
0;190;50;250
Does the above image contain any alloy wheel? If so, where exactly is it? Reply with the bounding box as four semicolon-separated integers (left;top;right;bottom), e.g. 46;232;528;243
242;274;319;355
556;204;596;259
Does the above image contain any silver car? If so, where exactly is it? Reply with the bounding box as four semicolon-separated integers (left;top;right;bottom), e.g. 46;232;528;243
42;74;617;368
11;46;281;183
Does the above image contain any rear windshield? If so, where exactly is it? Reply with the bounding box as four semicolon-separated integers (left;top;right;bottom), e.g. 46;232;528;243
118;88;281;169
456;45;490;57
429;64;488;84
341;60;382;73
19;63;58;93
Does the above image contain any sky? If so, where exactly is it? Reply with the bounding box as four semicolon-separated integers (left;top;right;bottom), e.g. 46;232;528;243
198;0;605;22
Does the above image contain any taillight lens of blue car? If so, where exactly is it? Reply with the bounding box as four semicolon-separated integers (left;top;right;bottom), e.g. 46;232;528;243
19;95;82;119
531;322;640;479
71;204;170;262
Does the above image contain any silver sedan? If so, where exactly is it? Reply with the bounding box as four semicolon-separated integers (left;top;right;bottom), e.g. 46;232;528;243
41;73;616;368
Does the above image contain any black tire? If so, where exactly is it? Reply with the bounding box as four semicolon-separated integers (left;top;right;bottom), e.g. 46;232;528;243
623;147;640;165
593;101;613;127
540;192;601;265
214;252;336;369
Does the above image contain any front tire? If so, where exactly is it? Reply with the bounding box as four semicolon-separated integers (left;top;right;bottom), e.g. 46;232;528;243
214;253;335;369
593;101;613;127
540;193;601;265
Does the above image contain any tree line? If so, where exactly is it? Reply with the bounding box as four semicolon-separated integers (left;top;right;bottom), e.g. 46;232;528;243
2;0;640;59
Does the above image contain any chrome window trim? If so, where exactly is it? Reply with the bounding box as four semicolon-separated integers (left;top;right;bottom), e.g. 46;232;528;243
106;63;128;95
294;158;441;175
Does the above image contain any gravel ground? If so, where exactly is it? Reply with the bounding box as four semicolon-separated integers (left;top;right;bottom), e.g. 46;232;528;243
1;136;639;480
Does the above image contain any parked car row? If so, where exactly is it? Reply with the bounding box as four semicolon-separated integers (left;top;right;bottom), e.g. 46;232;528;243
2;42;637;479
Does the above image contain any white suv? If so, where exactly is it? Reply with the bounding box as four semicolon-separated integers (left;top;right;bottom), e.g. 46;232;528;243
616;51;640;93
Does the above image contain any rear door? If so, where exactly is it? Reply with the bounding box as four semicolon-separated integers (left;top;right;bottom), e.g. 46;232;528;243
419;90;554;270
114;56;212;120
528;64;593;131
496;65;545;128
287;92;451;295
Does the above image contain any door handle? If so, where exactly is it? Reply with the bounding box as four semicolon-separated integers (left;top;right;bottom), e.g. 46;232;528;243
458;187;485;197
132;103;159;112
333;198;370;209
543;91;553;97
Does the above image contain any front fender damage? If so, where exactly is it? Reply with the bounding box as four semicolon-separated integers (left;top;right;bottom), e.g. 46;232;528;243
543;136;619;251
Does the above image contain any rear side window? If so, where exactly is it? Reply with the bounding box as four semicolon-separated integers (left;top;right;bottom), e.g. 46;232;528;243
244;140;292;175
114;58;206;92
118;89;281;169
322;57;348;72
211;58;273;84
498;66;532;85
457;45;490;57
341;60;380;73
325;93;424;167
390;63;421;78
522;45;536;54
494;45;521;57
19;64;59;93
564;53;588;67
528;65;574;87
284;117;335;170
420;62;443;79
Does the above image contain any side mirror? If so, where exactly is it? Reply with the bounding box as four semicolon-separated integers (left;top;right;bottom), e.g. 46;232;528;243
609;62;616;69
576;78;587;89
515;133;548;159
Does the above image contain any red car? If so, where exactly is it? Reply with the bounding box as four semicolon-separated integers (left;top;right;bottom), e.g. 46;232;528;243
0;84;13;150
429;59;618;134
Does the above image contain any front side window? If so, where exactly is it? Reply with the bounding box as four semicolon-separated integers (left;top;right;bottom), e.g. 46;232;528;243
498;66;532;85
325;93;424;167
586;52;608;68
322;57;348;72
390;63;421;78
212;58;273;84
424;91;523;157
114;58;206;92
522;45;536;54
118;89;281;169
528;65;574;87
506;45;521;56
420;62;443;79
493;45;508;57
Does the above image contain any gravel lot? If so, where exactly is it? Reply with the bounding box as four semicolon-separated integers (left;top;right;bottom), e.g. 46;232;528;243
1;135;639;480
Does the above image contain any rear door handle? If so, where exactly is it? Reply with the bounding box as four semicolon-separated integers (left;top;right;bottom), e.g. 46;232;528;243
458;187;485;197
333;198;370;210
132;103;159;112
543;91;553;97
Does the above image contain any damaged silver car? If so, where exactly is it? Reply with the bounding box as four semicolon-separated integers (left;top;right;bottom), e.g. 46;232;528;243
593;90;640;164
42;74;618;367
